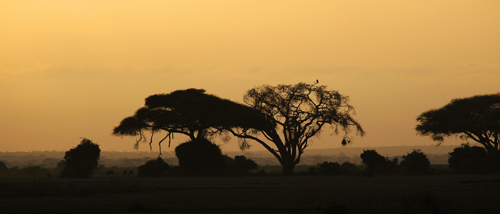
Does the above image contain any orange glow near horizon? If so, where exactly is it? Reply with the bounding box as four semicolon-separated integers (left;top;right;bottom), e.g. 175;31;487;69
1;1;499;152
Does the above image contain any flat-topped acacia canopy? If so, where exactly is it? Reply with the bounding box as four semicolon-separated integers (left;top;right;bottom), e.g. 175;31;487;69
416;93;500;154
113;88;272;150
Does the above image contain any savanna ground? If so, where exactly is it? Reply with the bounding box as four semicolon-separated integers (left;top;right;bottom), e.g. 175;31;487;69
1;173;500;214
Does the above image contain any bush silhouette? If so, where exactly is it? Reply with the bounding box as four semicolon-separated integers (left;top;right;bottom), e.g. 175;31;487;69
175;138;225;175
400;149;431;175
0;161;7;172
360;150;388;176
339;162;362;175
230;155;258;174
59;138;101;178
317;162;341;175
448;143;492;174
137;157;170;177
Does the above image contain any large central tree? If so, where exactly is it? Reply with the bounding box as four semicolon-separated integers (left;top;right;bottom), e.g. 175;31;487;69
113;89;271;151
227;83;365;174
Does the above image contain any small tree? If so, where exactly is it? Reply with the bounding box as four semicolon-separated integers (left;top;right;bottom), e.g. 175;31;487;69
137;157;170;177
60;138;101;178
175;138;225;176
400;149;431;175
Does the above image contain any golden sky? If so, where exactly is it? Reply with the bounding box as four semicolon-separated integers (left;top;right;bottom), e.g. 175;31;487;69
1;1;499;152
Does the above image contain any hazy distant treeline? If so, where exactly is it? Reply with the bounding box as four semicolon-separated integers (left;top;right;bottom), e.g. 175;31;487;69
0;145;455;168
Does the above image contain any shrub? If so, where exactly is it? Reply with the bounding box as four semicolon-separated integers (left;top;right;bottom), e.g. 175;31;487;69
0;161;7;171
448;143;491;174
317;162;340;175
400;149;431;175
231;155;258;174
59;138;101;178
20;166;48;177
360;150;388;176
137;157;170;177
175;138;225;175
339;162;362;175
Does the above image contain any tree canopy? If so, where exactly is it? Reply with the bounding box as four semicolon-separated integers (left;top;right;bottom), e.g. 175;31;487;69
228;82;364;174
113;88;271;151
59;138;101;178
416;93;500;154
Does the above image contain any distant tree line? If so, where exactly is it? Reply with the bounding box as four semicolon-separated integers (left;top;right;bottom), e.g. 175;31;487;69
1;142;499;178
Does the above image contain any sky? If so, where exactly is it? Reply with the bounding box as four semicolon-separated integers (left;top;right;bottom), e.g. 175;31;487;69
1;1;499;153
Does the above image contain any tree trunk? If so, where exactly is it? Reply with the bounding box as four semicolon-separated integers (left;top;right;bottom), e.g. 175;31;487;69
281;161;296;175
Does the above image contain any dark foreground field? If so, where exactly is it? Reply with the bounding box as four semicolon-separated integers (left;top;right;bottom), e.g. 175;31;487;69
1;175;500;214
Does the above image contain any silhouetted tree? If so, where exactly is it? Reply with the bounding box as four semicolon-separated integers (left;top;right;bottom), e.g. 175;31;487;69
360;150;387;176
228;83;365;174
59;138;101;178
448;143;492;174
230;155;258;174
416;93;500;155
400;149;431;175
137;157;170;177
113;88;270;153
175;138;225;176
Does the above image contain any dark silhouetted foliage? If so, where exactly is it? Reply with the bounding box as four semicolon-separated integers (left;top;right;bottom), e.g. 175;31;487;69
20;165;47;177
137;157;170;177
0;161;7;171
339;162;362;175
230;82;365;175
400;149;431;175
416;93;500;155
230;155;258;174
317;161;341;175
113;88;270;151
360;150;388;176
448;143;496;174
59;138;101;178
175;138;225;176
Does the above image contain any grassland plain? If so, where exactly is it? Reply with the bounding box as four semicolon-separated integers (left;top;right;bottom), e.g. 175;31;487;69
1;175;500;214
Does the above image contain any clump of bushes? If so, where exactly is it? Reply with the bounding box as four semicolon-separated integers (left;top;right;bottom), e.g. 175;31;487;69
317;162;340;175
137;157;170;177
400;149;431;175
175;139;226;176
310;161;362;176
225;155;259;175
448;143;498;174
360;150;392;176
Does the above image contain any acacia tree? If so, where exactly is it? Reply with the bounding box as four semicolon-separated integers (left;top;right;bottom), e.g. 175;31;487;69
227;83;365;174
416;93;500;155
113;89;270;152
